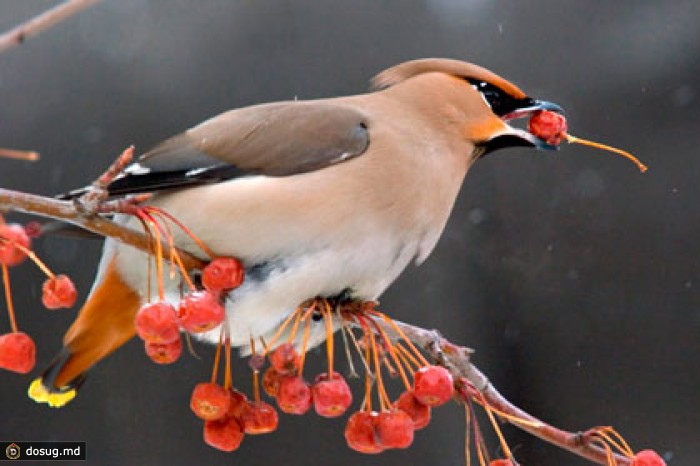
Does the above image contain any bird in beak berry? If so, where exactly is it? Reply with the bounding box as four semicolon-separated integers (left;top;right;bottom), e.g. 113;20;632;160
30;58;564;406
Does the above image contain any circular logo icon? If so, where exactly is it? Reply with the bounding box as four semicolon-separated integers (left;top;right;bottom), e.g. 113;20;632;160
5;443;20;460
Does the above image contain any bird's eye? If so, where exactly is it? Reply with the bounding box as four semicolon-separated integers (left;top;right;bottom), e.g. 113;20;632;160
467;79;535;118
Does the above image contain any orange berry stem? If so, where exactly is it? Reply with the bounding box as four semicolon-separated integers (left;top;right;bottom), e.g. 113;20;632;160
481;396;515;462
393;343;417;377
602;427;634;457
464;404;473;466
342;317;372;376
363;344;373;412
355;316;375;412
8;241;55;279
467;399;490;466
338;317;359;378
298;315;312;377
587;439;616;466
565;133;648;173
380;353;397;378
2;263;18;333
361;319;376;412
223;335;232;390
142;209;198;290
143;206;216;259
395;342;420;373
183;332;200;359
171;250;196;291
368;318;412;391
210;328;224;384
464;380;544;428
150;220;165;302
150;212;190;286
136;211;166;301
286;305;306;345
250;336;261;403
590;427;634;458
134;215;155;302
322;300;335;376
300;300;318;321
263;306;301;355
368;327;391;410
371;310;430;367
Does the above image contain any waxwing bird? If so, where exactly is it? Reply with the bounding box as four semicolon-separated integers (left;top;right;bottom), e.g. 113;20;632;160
31;58;563;406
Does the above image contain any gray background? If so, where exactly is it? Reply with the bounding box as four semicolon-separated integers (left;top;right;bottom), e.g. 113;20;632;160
1;1;698;465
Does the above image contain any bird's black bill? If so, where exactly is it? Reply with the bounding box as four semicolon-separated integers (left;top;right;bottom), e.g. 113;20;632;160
479;99;565;156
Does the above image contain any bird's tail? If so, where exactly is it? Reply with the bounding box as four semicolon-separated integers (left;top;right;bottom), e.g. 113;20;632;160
29;259;140;407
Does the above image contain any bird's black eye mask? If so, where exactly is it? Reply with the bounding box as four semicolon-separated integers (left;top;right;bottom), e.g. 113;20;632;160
467;79;537;118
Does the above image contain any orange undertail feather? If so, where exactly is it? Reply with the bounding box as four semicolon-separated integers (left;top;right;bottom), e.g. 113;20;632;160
29;259;140;407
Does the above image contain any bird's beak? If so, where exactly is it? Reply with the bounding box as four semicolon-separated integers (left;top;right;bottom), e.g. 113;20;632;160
501;99;564;150
479;99;565;155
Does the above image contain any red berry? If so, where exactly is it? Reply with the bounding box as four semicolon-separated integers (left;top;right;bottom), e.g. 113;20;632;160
376;410;414;449
203;416;244;452
270;343;301;375
632;450;667;466
226;389;249;420
0;332;36;374
262;367;282;397
144;338;181;364
134;301;180;344
276;375;312;414
202;258;244;293
249;353;265;371
413;365;454;407
22;221;42;238
345;411;384;454
178;290;225;333
0;223;31;266
241;401;279;434
394;390;431;430
528;110;568;145
41;274;78;309
490;460;515;466
312;372;353;418
190;382;231;421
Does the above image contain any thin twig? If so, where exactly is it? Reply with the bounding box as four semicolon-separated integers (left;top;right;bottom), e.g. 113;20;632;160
0;187;204;270
0;148;40;162
0;0;100;54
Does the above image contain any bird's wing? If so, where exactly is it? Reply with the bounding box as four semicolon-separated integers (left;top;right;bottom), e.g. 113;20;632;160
105;101;370;196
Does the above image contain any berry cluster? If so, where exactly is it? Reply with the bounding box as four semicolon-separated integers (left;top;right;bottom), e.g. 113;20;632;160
0;215;77;375
190;334;278;451
184;296;460;453
127;206;244;364
344;365;452;453
134;257;243;364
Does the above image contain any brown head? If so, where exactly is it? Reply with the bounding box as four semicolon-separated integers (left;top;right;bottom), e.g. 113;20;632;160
372;58;564;156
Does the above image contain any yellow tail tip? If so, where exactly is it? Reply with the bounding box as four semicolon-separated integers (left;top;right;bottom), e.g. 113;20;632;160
28;378;77;408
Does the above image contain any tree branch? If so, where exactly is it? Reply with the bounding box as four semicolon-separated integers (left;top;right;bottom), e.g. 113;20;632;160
0;149;629;466
0;0;100;54
0;189;204;271
379;318;631;466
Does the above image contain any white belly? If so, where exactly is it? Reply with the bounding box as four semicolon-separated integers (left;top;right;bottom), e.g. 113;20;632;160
108;221;424;352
